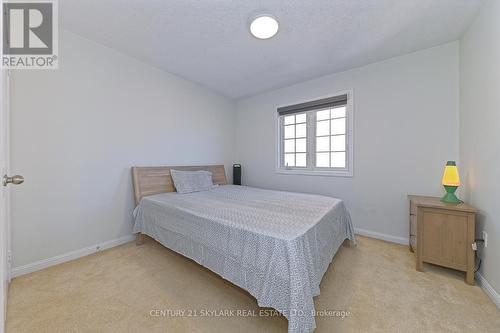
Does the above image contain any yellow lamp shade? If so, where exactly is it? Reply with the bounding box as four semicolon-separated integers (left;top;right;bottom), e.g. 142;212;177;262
441;161;460;186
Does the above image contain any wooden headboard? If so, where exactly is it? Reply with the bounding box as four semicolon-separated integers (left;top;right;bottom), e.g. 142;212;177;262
131;165;227;205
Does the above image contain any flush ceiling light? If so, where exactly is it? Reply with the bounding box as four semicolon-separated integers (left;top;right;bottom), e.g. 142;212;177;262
249;15;279;39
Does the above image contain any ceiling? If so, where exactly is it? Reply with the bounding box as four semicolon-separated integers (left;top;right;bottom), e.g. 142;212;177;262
60;0;485;99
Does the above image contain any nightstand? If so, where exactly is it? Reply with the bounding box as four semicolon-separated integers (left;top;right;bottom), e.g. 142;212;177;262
408;195;479;285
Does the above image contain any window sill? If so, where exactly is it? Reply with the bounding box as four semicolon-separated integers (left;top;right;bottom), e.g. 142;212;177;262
275;168;353;178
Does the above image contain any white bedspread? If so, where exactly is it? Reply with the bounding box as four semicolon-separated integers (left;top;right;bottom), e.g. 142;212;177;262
133;185;355;333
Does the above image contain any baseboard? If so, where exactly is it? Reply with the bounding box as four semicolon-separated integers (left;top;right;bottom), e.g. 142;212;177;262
475;272;500;310
354;227;408;245
11;234;135;278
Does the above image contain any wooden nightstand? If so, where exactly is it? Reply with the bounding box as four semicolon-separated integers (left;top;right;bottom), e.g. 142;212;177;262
408;195;479;285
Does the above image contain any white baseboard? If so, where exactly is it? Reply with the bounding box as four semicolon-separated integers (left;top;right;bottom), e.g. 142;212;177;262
11;234;135;278
475;272;500;310
354;227;409;245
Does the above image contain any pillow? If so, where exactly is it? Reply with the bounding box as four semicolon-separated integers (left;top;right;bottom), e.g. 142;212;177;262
170;169;215;194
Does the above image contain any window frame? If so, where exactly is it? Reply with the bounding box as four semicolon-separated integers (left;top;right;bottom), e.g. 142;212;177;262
275;89;354;177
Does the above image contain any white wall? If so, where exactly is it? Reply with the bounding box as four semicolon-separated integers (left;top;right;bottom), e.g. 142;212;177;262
10;30;235;268
8;30;466;276
460;0;500;294
235;42;459;242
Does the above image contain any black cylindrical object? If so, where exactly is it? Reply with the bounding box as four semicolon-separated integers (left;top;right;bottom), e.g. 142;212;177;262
233;164;241;185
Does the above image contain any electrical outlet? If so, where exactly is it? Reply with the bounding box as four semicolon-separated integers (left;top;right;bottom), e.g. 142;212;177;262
482;231;488;248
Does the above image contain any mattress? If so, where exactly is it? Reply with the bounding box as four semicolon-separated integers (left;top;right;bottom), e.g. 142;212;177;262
133;185;355;333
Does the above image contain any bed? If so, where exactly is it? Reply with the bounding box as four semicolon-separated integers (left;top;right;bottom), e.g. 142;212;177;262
132;165;355;333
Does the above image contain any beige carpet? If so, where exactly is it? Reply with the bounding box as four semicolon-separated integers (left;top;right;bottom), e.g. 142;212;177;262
6;236;500;332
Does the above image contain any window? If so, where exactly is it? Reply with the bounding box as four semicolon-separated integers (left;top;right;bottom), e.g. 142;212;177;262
283;113;307;167
277;91;353;177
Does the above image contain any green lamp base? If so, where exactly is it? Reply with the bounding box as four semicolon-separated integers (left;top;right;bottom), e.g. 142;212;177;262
441;185;461;204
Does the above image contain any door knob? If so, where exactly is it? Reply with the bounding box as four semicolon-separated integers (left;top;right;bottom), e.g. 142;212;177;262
3;175;24;186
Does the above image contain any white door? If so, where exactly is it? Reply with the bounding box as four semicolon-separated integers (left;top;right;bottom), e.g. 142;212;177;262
0;68;9;333
1;5;19;331
0;3;7;330
1;5;26;331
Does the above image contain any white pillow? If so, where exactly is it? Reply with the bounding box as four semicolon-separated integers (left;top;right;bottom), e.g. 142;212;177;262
170;169;215;194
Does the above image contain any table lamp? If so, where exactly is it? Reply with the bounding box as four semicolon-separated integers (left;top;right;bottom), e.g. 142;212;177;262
441;161;461;204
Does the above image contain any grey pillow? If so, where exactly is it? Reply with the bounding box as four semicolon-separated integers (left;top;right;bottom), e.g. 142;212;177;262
170;169;215;194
